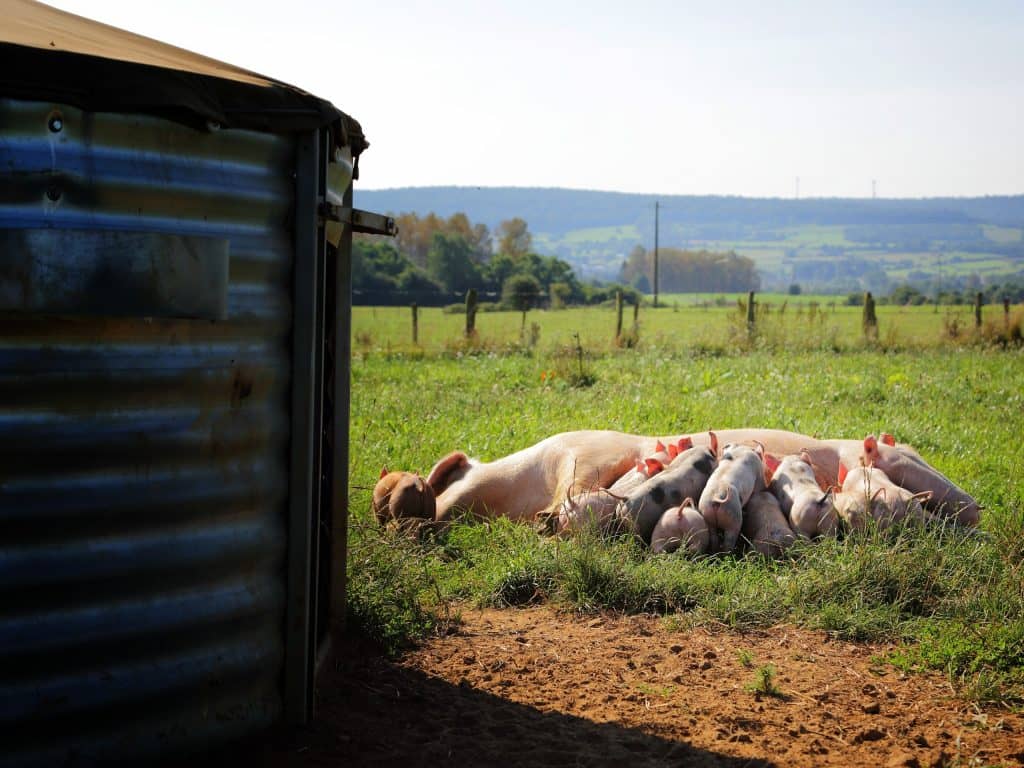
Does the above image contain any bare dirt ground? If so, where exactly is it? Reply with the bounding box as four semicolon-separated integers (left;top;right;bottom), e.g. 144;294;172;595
233;605;1024;767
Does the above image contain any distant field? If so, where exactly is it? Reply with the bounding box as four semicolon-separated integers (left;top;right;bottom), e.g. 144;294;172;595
983;224;1023;244
538;221;1024;287
778;224;851;246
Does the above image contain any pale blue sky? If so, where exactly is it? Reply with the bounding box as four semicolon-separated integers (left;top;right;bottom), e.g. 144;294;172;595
43;0;1024;198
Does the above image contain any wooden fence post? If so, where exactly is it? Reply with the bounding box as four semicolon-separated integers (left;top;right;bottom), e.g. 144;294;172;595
411;303;418;344
465;288;478;338
746;290;756;333
863;291;878;339
615;290;623;340
1005;298;1011;328
975;292;983;328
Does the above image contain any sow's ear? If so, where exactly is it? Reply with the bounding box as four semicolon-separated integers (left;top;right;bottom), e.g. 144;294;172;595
426;451;471;494
862;435;880;465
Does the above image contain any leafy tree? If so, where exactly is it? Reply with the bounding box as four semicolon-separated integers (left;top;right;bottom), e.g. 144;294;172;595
619;247;759;293
352;240;405;291
549;281;572;309
502;273;542;312
426;233;481;295
445;212;491;261
889;284;927;305
395;267;442;295
497;217;532;258
788;283;802;295
482;252;521;294
394;212;444;268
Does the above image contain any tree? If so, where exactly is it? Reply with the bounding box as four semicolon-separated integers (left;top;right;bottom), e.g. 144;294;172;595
549;281;572;309
788;283;802;296
619;245;649;285
394;212;444;268
445;212;491;261
395;267;442;295
482;252;520;294
426;233;480;295
497;217;532;258
502;273;542;329
889;284;926;306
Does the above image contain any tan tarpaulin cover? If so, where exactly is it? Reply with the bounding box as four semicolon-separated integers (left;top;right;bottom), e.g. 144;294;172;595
4;0;272;85
0;0;367;154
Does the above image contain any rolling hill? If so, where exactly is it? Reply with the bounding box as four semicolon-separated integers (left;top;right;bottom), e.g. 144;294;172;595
356;187;1024;292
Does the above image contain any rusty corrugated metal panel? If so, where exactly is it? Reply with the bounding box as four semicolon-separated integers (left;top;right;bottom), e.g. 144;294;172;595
0;97;295;766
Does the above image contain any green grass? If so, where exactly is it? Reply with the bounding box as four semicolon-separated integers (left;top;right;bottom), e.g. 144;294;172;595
346;313;1024;701
353;300;1022;357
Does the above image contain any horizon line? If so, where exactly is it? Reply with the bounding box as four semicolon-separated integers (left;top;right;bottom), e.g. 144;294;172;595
355;184;1024;202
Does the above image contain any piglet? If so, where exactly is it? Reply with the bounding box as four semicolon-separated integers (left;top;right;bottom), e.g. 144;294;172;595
650;498;709;555
615;446;717;543
557;454;659;534
835;462;930;531
698;443;765;553
742;491;796;557
769;454;837;539
850;435;979;526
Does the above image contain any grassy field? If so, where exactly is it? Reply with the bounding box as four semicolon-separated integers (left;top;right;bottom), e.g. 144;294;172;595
354;299;1020;356
347;305;1024;704
538;220;1024;286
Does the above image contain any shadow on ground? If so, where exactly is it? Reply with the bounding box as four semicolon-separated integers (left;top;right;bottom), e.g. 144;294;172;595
212;635;773;768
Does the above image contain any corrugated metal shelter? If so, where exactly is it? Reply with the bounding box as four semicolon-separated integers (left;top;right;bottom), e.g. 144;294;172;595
0;2;392;764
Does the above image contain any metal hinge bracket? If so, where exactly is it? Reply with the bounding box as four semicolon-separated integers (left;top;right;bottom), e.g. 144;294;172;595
319;203;398;237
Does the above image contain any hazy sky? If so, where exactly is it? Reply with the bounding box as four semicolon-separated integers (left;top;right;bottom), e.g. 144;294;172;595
42;0;1024;198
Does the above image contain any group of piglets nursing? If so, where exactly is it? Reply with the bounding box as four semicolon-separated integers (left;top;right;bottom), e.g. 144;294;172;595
558;432;952;557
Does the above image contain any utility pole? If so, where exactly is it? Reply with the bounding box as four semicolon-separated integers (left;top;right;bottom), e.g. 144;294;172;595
653;200;660;309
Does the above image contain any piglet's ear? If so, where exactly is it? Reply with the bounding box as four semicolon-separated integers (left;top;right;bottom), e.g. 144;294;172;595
837;462;848;485
863;434;879;459
667;444;679;459
655;440;666;453
645;457;664;476
763;453;781;476
708;431;719;457
679;436;693;451
380;465;389;479
880;432;896;447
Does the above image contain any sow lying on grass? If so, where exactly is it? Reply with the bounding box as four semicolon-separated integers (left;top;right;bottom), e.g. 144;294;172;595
372;428;980;551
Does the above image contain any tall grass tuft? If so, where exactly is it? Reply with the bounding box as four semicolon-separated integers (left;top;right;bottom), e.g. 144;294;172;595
346;520;450;656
